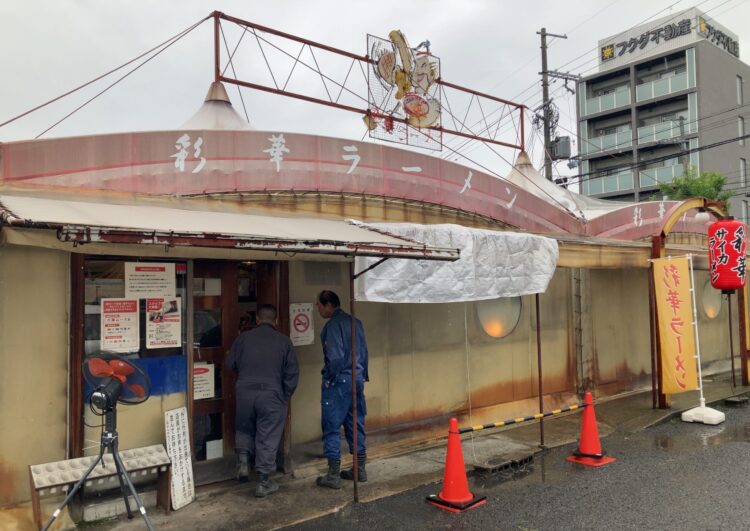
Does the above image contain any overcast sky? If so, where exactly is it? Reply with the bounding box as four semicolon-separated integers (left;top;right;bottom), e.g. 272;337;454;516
2;0;749;180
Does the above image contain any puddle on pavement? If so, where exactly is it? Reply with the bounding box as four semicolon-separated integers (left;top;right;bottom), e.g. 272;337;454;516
473;450;582;489
472;413;750;494
651;421;750;450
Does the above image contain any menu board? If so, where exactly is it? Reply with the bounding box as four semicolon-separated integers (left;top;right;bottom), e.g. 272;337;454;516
100;298;139;352
164;407;195;510
146;298;182;349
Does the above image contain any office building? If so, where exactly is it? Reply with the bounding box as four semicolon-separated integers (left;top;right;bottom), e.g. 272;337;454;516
577;7;750;219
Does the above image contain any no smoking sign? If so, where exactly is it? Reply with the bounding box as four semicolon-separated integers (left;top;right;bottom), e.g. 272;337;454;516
290;303;314;346
293;312;310;333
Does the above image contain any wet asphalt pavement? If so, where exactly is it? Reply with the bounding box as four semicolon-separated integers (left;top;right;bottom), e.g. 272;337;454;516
289;403;750;531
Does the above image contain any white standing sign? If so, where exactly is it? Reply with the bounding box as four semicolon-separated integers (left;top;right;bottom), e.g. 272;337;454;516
290;303;315;346
164;407;195;510
100;298;140;353
146;298;182;349
125;262;176;298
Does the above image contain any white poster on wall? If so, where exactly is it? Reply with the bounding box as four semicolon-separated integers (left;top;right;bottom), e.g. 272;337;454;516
100;298;140;353
290;303;315;346
164;407;195;510
193;362;215;400
146;297;182;349
125;262;176;298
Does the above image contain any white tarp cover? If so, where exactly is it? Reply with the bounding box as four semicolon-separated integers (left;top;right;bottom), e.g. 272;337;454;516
353;223;559;303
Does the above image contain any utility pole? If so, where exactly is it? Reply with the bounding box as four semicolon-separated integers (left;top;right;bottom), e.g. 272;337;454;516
537;28;567;181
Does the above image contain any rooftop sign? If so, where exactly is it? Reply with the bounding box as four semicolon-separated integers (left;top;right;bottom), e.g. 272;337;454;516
597;8;740;71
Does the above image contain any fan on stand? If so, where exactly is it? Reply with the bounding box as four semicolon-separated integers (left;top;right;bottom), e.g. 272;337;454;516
43;353;155;531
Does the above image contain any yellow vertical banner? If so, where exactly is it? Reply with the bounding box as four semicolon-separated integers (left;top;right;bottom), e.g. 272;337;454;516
653;257;699;394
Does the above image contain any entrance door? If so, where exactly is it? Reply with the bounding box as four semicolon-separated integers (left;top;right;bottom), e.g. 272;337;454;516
191;261;239;483
190;260;284;483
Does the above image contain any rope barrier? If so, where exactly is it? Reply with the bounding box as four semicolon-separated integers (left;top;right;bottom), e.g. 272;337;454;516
458;401;586;434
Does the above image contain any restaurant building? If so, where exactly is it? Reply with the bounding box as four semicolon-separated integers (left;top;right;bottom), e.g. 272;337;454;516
0;82;736;513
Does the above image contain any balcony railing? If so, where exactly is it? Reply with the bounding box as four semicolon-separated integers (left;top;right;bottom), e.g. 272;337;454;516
583;86;631;116
585;170;634;195
637;119;692;144
635;72;689;102
581;130;632;155
639;164;684;187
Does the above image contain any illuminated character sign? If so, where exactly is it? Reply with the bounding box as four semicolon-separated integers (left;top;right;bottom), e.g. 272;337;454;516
372;30;441;129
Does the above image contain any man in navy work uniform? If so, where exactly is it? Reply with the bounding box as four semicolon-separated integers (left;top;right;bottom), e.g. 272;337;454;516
226;304;299;497
315;290;369;489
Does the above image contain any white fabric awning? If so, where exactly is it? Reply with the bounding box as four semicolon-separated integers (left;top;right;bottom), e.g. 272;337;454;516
353;222;559;303
0;194;459;261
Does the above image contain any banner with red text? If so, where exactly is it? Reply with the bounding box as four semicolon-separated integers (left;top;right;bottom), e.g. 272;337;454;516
653;257;698;394
100;298;139;353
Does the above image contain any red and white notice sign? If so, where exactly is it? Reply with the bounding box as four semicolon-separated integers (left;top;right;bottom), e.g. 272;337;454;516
290;303;314;346
100;298;139;353
125;262;176;298
146;298;182;349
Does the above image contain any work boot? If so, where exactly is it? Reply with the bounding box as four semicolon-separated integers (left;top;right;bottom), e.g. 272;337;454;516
340;454;367;482
254;472;279;497
236;450;249;483
316;459;342;489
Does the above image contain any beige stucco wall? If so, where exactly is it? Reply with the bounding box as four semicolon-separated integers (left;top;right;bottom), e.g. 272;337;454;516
588;268;734;396
288;262;575;447
589;269;653;391
0;244;69;505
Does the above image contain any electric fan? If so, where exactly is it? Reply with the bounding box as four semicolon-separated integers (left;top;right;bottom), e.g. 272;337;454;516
43;353;156;531
84;352;152;407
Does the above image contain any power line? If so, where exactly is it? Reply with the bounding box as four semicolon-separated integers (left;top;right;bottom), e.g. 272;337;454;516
569;130;750;185
0;15;211;131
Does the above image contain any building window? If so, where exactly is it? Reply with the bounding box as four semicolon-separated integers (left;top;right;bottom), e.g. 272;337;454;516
741;158;747;188
738;75;744;106
740;117;746;146
744;200;749;225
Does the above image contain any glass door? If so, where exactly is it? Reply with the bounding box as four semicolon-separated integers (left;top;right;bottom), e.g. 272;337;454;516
191;261;239;484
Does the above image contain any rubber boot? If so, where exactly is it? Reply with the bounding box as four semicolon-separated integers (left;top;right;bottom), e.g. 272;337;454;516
236;450;249;483
316;459;342;489
340;454;367;482
254;472;279;497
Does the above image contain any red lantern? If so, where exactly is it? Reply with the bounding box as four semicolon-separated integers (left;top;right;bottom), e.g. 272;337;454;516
708;218;747;291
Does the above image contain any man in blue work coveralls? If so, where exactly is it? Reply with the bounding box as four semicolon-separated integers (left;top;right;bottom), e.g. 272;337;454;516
315;290;369;489
226;304;299;497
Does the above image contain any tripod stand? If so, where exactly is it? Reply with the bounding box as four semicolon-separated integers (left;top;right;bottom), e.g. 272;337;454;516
42;404;155;531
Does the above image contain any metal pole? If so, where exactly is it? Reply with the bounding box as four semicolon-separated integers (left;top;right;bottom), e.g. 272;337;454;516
728;292;736;388
349;261;359;503
652;235;669;408
535;293;544;447
213;12;220;82
648;263;658;409
739;286;749;385
539;28;552;181
688;255;707;408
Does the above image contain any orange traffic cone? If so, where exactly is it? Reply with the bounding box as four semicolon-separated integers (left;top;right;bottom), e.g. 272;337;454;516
566;391;616;467
426;418;487;513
